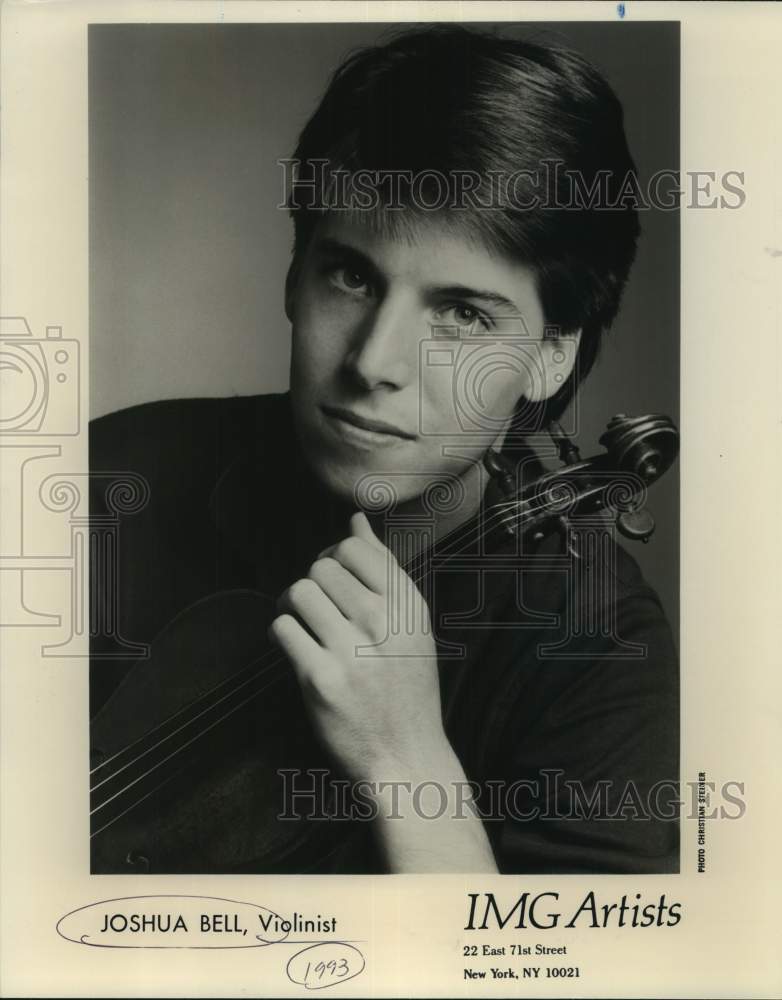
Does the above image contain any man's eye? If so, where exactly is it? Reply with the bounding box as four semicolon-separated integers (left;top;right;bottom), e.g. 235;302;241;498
330;267;371;295
436;303;492;331
454;304;479;325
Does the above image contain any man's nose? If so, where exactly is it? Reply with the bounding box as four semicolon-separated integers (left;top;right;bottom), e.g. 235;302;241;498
342;294;419;391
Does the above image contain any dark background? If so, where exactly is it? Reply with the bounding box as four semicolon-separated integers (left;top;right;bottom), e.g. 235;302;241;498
89;21;679;639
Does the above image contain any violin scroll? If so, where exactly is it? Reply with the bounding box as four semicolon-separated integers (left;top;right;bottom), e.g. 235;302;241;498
597;414;679;542
485;412;679;545
598;413;679;486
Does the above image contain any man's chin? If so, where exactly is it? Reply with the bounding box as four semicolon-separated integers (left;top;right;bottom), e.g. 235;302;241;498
308;459;364;504
303;449;437;511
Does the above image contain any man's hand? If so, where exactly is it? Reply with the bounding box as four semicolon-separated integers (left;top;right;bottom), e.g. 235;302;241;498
270;511;498;872
269;512;448;783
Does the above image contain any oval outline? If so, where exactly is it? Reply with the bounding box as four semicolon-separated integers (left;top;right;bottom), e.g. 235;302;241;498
286;941;366;989
56;894;289;950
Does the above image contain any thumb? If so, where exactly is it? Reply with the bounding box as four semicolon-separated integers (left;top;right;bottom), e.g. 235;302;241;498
351;511;386;551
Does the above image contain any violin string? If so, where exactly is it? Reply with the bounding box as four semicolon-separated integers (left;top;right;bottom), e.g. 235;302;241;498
91;652;282;788
91;485;575;829
398;486;566;585
91;660;287;827
91;765;190;839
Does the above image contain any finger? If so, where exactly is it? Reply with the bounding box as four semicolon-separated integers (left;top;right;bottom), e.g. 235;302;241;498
268;613;326;676
308;556;375;621
328;535;390;594
277;578;348;646
351;511;386;551
317;513;384;560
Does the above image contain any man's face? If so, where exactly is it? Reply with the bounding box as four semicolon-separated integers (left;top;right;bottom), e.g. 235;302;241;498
287;214;578;504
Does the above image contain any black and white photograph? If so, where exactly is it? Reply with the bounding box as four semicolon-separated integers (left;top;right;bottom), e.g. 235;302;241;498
1;3;779;997
88;20;680;875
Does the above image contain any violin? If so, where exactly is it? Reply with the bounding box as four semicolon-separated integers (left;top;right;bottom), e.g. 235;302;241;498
90;413;679;873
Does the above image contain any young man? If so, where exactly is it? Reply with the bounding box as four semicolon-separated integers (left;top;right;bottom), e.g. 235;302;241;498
90;25;678;874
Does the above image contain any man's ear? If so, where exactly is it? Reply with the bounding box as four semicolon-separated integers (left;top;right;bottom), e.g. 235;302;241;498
525;328;582;402
284;258;300;323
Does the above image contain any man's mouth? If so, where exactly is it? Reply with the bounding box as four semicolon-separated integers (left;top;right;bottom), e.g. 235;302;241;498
321;404;417;447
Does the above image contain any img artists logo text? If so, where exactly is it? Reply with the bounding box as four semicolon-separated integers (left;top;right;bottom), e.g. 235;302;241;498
465;891;681;930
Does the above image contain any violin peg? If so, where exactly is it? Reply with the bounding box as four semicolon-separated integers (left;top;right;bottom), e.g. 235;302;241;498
483;448;516;496
617;508;656;542
548;420;582;466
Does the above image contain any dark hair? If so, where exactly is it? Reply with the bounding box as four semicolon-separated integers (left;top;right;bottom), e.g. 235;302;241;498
287;25;640;425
